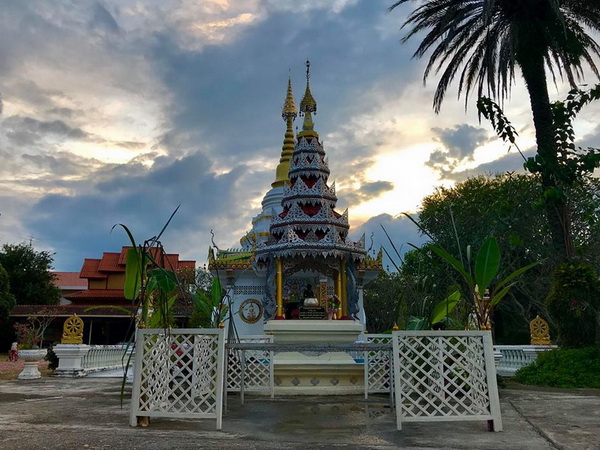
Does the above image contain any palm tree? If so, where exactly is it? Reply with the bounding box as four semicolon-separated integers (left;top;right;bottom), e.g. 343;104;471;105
390;0;600;261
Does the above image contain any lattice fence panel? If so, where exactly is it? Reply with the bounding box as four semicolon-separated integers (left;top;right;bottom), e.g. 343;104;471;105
392;331;502;431
130;328;226;429
364;334;393;398
227;335;273;393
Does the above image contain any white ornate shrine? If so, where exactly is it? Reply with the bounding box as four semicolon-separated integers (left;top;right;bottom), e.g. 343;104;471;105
209;62;381;341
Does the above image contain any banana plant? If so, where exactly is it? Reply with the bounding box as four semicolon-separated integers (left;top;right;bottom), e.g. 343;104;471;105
114;206;181;329
190;276;229;328
428;236;539;330
407;290;461;330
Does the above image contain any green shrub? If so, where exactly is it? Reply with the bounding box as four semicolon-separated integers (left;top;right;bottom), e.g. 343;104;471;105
545;263;600;348
514;346;600;388
45;346;59;371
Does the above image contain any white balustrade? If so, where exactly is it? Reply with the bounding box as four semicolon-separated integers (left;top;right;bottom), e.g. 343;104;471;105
81;345;131;371
494;345;557;377
54;343;133;377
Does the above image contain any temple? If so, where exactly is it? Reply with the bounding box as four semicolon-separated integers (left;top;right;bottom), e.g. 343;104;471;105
209;62;381;339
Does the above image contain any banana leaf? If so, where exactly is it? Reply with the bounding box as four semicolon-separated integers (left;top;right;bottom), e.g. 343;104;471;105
474;237;500;294
430;290;461;325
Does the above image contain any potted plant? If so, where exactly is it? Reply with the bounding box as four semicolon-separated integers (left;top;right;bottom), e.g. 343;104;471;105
328;295;340;320
13;314;53;380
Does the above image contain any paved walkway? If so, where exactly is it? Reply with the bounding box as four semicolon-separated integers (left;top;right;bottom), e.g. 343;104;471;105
0;378;598;449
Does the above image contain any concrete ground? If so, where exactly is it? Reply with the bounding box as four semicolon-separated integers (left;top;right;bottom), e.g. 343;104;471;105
0;377;598;449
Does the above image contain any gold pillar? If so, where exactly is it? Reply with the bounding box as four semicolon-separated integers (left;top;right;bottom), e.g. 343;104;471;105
334;269;341;319
276;258;284;319
340;259;347;317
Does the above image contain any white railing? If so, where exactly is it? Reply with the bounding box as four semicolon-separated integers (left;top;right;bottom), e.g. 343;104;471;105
226;335;273;395
81;345;131;371
494;345;558;377
54;343;133;377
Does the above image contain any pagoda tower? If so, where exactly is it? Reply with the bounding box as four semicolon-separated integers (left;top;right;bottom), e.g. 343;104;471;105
240;75;297;250
209;63;381;337
256;61;367;320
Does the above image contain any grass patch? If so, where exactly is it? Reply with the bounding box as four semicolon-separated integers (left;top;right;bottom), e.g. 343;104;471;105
514;346;600;389
0;352;52;380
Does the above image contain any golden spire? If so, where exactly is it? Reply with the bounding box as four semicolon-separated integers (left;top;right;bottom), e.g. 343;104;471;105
282;74;297;120
298;60;318;139
272;74;297;188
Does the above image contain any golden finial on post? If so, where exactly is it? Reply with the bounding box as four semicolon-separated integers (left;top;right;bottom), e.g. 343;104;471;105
61;314;84;344
299;60;317;116
392;323;399;331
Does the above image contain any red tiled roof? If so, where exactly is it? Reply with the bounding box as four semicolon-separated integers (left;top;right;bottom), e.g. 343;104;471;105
53;272;87;288
97;252;123;272
116;247;195;271
11;298;192;318
78;247;195;280
80;259;107;279
11;304;136;317
179;260;195;269
65;289;126;301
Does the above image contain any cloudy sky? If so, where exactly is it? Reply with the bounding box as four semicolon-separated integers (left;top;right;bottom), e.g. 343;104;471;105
1;0;599;271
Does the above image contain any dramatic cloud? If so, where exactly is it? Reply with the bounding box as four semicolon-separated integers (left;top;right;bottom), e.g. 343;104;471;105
342;180;395;208
351;213;425;270
26;151;263;269
1;0;595;271
4;116;92;144
444;148;535;183
426;124;490;177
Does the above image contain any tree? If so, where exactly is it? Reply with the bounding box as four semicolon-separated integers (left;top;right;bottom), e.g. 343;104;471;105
390;0;600;261
545;263;600;347
363;271;407;333
0;243;60;305
0;264;16;348
0;264;16;316
405;173;600;342
176;266;213;296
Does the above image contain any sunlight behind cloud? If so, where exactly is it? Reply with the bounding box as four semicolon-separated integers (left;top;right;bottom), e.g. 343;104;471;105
350;144;448;221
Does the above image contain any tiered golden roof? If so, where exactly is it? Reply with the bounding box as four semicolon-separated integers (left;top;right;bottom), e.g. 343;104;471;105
357;249;384;271
208;247;254;270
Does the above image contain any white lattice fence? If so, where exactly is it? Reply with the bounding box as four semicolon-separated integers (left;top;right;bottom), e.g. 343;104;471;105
227;335;273;395
364;334;393;399
129;328;226;429
392;331;502;431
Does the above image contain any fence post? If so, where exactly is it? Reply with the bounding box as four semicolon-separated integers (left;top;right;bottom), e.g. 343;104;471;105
483;332;503;432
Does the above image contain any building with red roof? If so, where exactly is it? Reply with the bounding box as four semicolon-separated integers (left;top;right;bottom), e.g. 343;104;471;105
11;247;195;345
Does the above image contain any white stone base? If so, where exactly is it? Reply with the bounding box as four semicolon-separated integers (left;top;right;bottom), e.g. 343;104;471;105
53;344;90;377
271;351;364;395
264;320;363;344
